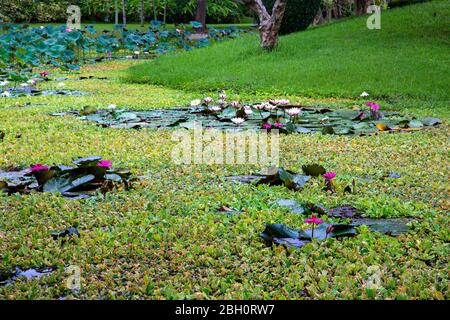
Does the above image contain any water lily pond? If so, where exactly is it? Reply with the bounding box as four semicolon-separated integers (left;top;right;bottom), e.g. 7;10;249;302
51;104;442;135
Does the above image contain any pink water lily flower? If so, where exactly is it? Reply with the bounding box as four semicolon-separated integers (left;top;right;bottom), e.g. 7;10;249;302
30;164;49;172
204;97;213;104
65;28;72;33
262;123;272;129
323;172;336;180
39;71;49;77
97;160;112;168
366;101;380;111
274;122;284;128
230;101;240;108
304;216;324;225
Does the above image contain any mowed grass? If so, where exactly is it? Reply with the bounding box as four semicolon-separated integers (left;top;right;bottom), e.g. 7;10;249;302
125;0;450;101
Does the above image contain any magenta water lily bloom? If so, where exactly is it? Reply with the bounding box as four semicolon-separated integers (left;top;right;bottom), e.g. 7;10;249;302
323;172;336;180
366;101;380;111
97;160;112;168
304;216;324;225
274;122;284;128
30;164;49;172
262;123;272;129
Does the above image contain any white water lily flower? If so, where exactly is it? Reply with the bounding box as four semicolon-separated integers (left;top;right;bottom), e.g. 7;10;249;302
264;103;276;111
231;117;245;125
57;82;65;88
219;92;227;100
360;91;370;97
125;55;133;59
1;91;11;97
253;104;265;110
209;106;222;112
217;99;226;106
40;26;45;29
244;106;252;115
0;81;9;86
286;107;301;116
190;99;201;107
134;51;140;55
108;104;117;110
27;79;36;85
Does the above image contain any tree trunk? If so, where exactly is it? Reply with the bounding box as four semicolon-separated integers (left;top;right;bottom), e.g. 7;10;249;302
240;0;287;50
121;0;126;25
163;0;167;24
355;0;371;15
195;0;207;33
114;0;119;24
152;0;157;21
140;0;145;27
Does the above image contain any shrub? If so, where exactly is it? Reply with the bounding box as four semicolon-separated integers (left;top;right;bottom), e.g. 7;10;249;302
262;0;322;35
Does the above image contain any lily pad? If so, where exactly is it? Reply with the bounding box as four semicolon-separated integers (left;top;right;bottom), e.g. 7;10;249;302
351;218;412;236
302;164;326;177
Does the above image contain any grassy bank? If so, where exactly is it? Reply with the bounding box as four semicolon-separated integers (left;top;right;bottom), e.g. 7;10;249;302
125;1;450;101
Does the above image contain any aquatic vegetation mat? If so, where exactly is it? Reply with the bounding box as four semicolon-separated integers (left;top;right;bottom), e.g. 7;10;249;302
0;156;133;198
51;103;443;135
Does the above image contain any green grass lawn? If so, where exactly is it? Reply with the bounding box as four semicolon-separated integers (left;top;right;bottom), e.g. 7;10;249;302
0;1;448;300
125;0;450;102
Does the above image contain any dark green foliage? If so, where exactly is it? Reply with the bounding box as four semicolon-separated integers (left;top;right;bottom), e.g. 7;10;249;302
262;0;321;35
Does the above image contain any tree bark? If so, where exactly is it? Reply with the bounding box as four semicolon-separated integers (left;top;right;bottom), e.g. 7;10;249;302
121;0;126;25
140;0;145;27
355;0;371;15
114;0;119;24
163;0;167;24
152;0;157;21
239;0;287;50
195;0;207;33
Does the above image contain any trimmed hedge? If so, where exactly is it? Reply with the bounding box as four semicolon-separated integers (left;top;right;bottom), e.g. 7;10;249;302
262;0;321;35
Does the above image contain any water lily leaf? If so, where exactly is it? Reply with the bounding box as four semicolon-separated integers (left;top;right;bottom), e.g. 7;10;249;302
408;119;423;128
322;126;335;135
105;173;123;182
50;226;79;240
302;224;356;240
117;112;138;121
351;218;412;236
376;123;389;131
421;117;442;126
73;156;102;167
260;223;309;240
43;177;72;193
302;164;326;177
328;205;360;218
70;174;96;189
80;106;97;115
275;199;305;214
